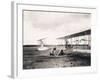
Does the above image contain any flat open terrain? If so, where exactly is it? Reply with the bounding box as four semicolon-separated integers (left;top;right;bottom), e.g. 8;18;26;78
23;46;91;69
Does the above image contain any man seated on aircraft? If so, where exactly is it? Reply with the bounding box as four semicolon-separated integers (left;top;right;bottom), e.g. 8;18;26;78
59;49;65;56
50;48;58;56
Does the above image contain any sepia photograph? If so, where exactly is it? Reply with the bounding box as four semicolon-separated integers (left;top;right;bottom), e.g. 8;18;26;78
23;10;91;69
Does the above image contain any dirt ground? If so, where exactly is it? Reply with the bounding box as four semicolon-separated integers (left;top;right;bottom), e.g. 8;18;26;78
23;47;90;69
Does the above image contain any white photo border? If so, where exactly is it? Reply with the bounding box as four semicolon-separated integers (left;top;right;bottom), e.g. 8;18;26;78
11;1;97;78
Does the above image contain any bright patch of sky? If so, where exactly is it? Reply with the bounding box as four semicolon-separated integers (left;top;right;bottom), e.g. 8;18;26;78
23;11;91;45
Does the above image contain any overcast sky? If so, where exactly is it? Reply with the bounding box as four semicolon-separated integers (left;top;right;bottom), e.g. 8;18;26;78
23;10;91;45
